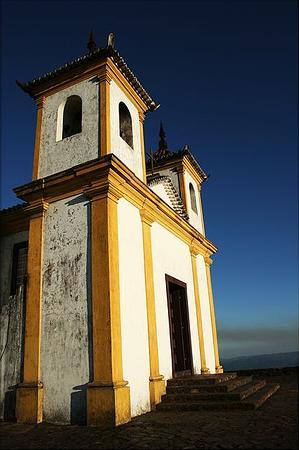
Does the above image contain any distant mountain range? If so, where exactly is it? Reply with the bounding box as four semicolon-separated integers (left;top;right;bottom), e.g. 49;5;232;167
221;351;299;371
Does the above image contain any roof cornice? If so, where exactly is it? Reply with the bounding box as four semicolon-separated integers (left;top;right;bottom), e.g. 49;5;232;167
16;47;159;111
6;154;216;255
147;148;208;184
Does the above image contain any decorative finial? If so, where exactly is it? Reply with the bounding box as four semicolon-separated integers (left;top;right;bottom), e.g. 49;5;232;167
151;121;172;162
87;30;97;53
158;121;168;151
182;144;189;152
107;32;115;49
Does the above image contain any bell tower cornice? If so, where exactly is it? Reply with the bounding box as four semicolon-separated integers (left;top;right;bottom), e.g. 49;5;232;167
16;34;159;113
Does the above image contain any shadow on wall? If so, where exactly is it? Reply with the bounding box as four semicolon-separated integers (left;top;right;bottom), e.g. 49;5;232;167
4;385;17;421
1;283;27;422
71;383;89;425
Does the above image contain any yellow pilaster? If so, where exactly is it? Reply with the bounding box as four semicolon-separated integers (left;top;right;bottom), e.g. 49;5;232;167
140;208;165;408
190;247;209;374
178;168;187;210
16;201;48;423
99;71;111;156
197;185;206;236
138;111;147;183
86;183;131;426
32;96;45;180
204;257;223;374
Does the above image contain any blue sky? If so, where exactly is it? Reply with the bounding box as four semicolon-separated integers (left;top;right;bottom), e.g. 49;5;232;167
1;0;298;359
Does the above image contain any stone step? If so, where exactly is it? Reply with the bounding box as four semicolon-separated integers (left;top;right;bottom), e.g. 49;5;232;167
166;373;237;386
166;375;252;394
241;383;280;410
157;383;280;411
162;380;265;403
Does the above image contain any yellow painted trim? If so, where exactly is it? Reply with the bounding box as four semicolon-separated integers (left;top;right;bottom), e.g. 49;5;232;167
140;208;165;407
197;185;206;236
204;257;223;374
32;97;45;180
32;61;107;99
16;383;43;424
139;112;147;183
87;382;130;427
182;156;205;185
146;155;205;186
105;59;148;113
190;249;209;374
178;168;187;210
16;201;48;423
85;184;131;426
31;57;149;114
14;156;217;258
99;72;111;156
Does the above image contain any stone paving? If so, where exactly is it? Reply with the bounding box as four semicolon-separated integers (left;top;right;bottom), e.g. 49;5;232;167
0;369;297;449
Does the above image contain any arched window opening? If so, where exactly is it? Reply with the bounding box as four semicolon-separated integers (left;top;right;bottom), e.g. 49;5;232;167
62;95;82;139
189;183;198;214
119;102;133;148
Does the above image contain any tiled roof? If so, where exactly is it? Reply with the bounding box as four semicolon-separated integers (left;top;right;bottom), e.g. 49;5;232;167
147;147;208;182
16;47;158;111
0;203;28;214
147;175;189;220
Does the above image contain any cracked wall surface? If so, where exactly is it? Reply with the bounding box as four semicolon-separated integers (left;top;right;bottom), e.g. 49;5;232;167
39;78;99;178
0;231;28;420
41;195;91;424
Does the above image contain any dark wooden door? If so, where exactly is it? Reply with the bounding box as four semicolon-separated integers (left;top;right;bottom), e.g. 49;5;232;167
166;275;193;377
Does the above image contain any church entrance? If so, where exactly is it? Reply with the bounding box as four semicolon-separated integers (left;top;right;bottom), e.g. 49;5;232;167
165;275;193;378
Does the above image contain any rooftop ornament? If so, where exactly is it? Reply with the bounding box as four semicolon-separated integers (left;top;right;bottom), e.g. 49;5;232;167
87;30;97;53
107;32;115;49
153;122;173;162
16;31;159;111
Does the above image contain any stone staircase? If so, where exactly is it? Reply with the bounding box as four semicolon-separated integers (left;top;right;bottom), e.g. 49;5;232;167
157;372;280;411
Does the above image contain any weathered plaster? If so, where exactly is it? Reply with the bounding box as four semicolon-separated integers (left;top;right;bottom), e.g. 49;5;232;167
41;195;91;424
151;223;201;380
149;183;173;209
118;198;151;417
0;231;28;420
156;168;180;196
110;80;143;180
39;78;99;178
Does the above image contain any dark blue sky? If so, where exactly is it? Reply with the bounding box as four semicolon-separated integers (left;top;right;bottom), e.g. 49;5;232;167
1;1;298;359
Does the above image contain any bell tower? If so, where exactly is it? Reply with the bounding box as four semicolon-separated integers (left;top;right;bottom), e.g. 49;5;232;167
147;123;208;235
17;32;159;182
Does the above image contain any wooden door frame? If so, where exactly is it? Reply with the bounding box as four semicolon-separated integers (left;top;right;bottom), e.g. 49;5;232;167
165;274;194;378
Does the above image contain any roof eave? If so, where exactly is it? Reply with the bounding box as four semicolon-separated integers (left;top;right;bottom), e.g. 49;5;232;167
16;47;159;110
146;150;208;183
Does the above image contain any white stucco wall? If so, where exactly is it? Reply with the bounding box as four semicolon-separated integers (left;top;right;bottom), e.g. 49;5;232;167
110;80;143;180
118;198;150;416
41;195;90;424
184;171;203;233
0;230;28;420
196;255;215;373
149;183;173;209
151;223;201;380
39;78;99;178
156;168;180;196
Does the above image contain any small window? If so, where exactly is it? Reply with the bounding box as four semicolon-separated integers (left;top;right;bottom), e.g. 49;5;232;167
119;102;133;148
62;95;82;139
189;183;198;214
10;242;28;295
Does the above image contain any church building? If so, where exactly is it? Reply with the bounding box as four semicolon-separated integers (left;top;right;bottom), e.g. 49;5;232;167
0;33;223;427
